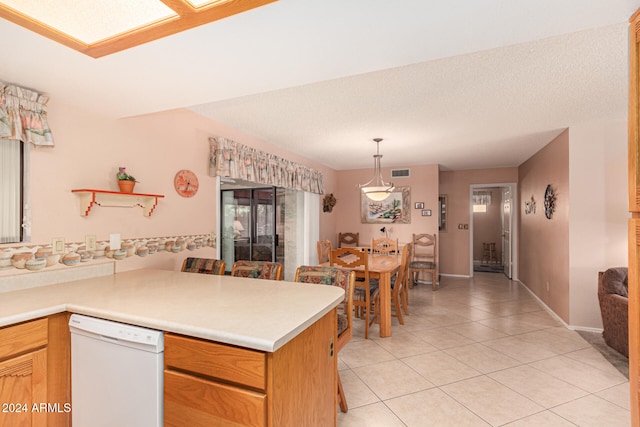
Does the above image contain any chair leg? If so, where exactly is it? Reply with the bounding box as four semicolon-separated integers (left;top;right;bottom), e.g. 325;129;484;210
394;292;404;325
402;285;410;314
338;371;348;413
370;293;379;325
431;271;437;291
401;276;410;314
364;298;370;339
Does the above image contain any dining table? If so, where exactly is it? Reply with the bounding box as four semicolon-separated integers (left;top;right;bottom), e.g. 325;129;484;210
324;253;401;337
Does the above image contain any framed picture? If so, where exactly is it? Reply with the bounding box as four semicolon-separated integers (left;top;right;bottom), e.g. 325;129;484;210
361;187;411;224
414;202;424;209
422;209;432;217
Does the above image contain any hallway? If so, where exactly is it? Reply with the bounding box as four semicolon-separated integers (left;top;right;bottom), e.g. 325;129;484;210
338;273;629;426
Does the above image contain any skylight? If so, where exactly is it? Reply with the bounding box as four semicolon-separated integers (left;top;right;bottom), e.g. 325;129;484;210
0;0;276;58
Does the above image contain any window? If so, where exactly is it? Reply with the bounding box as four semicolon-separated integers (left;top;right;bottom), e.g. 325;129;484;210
0;140;26;243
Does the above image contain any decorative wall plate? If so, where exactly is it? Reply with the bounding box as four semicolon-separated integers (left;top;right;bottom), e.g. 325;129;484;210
174;170;199;197
544;185;556;219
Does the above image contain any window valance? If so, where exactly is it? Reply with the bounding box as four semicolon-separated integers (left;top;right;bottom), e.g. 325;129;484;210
472;191;492;206
0;82;54;146
209;137;324;194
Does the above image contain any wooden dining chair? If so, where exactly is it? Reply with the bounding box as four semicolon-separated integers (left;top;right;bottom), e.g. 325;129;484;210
330;247;374;339
370;237;399;256
373;243;412;325
230;260;283;280
408;233;438;290
316;240;332;264
338;232;359;248
294;265;355;413
181;257;226;275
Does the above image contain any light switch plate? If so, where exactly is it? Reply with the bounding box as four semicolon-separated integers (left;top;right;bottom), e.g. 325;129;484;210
109;233;121;250
52;237;65;254
85;235;97;251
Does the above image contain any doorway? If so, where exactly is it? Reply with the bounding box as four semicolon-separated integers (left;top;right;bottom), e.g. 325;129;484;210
469;183;517;279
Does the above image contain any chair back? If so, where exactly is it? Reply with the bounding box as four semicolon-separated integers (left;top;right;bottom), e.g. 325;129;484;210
316;240;332;264
330;247;368;283
371;237;399;256
181;257;226;275
409;233;438;290
231;260;283;280
294;266;355;347
338;232;359;248
412;233;436;264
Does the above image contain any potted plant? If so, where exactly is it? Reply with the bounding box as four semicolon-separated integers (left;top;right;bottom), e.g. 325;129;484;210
116;167;138;193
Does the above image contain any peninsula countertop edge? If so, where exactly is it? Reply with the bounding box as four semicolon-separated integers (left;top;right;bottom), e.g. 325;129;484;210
0;269;344;352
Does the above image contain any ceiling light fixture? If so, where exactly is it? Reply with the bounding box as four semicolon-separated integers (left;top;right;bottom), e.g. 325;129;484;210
359;138;395;202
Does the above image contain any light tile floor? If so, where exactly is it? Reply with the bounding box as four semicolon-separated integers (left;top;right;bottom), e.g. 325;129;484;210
337;273;630;427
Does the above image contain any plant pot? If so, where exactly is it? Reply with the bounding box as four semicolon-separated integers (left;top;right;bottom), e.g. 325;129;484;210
118;180;135;193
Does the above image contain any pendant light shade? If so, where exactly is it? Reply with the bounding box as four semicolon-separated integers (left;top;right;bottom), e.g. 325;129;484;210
359;138;394;201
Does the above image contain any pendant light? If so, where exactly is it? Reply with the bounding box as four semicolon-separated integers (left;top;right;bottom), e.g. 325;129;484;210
359;138;395;201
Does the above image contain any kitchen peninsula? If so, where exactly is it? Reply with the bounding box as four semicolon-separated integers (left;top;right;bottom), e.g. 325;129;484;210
0;267;343;426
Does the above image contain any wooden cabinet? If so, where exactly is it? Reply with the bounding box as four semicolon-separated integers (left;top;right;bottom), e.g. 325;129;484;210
0;314;71;427
0;319;48;427
630;9;640;427
164;309;337;427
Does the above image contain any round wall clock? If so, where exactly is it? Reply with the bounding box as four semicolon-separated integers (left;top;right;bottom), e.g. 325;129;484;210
544;184;556;219
174;170;199;197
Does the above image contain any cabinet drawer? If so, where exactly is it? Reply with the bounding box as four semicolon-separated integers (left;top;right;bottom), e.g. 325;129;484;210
0;318;48;360
165;333;266;390
164;370;266;427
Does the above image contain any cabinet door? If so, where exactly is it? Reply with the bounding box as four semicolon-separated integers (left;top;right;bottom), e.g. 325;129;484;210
631;9;640;427
631;10;640;212
0;349;47;427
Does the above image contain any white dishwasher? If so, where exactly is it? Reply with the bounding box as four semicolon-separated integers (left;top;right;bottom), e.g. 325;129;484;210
69;314;164;427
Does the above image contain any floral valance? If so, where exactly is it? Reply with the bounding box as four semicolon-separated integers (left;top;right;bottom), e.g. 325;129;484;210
209;137;324;194
472;191;492;206
0;82;54;146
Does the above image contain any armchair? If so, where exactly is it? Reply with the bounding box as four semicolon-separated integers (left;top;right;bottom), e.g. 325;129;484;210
597;267;629;357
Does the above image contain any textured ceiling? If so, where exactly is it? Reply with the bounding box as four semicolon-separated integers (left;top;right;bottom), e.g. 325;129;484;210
0;0;637;170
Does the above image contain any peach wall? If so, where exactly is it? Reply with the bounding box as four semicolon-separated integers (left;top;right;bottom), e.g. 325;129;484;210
473;188;502;262
4;100;338;273
568;120;628;328
331;165;439;247
439;168;518;276
518;130;570;322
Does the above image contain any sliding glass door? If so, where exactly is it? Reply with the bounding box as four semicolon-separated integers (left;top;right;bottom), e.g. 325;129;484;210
220;187;283;273
217;178;318;280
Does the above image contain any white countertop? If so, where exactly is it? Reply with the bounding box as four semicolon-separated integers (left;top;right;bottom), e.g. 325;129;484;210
0;269;344;352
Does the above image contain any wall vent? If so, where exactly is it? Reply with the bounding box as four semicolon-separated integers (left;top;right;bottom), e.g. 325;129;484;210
391;168;410;178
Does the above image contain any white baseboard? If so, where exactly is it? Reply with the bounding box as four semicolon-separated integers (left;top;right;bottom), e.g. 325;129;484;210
568;325;604;333
516;279;603;333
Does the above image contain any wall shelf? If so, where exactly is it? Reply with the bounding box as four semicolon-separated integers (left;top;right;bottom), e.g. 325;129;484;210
72;189;165;217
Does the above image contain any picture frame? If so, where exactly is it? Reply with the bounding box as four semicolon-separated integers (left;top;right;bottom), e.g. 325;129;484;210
361;186;411;224
422;209;432;217
414;202;424;209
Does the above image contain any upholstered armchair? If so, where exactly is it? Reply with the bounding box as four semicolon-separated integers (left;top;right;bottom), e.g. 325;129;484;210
597;267;629;357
